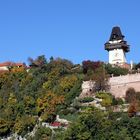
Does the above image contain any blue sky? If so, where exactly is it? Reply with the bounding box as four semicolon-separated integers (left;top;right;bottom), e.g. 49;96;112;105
0;0;140;64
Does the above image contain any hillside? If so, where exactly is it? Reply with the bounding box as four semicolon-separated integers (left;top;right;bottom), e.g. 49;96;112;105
0;55;140;140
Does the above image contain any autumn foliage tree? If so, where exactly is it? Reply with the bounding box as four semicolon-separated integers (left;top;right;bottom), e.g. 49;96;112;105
0;56;72;137
92;66;109;92
125;88;136;103
128;101;138;117
82;60;103;74
37;91;64;122
82;60;109;92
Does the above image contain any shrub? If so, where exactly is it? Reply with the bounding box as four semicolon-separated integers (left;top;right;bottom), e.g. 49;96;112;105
116;98;124;105
105;64;129;76
60;108;77;115
79;97;94;103
96;92;112;99
136;92;140;101
96;92;113;107
27;126;52;140
72;98;81;110
112;98;124;105
125;88;136;103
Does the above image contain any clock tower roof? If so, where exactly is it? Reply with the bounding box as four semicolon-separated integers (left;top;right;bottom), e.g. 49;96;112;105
109;26;124;41
105;26;130;52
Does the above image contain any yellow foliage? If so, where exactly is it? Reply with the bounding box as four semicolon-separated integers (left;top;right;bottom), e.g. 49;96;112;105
8;93;17;105
14;116;36;134
0;118;9;135
42;81;52;90
59;75;78;91
37;91;64;121
48;68;60;80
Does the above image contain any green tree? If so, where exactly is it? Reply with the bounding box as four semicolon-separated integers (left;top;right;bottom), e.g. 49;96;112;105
14;116;36;136
28;55;47;68
105;63;129;76
27;126;52;140
63;108;110;140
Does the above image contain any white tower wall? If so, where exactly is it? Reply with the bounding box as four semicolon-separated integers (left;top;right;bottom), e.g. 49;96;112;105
109;49;126;64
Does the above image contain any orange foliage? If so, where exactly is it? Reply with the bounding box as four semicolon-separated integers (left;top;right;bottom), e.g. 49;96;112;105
128;101;138;117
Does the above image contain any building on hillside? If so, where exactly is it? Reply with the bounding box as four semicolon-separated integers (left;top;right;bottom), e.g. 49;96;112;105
105;26;130;68
0;62;26;72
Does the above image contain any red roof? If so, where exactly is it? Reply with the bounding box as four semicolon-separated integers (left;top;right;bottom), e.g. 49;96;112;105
50;122;61;127
0;62;25;67
0;62;13;67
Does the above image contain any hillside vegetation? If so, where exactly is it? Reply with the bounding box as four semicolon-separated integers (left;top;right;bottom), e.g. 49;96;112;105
0;55;140;140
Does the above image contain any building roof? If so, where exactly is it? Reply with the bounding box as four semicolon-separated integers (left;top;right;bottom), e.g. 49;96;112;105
105;26;130;52
0;62;13;67
0;62;25;67
50;122;61;127
109;26;124;41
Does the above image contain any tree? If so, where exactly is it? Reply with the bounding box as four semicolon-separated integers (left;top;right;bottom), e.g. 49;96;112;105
37;91;64;122
82;61;109;92
47;58;73;74
59;75;78;92
28;55;47;68
62;107;140;140
23;95;35;114
28;126;52;140
0;56;82;137
125;88;136;103
63;107;110;140
128;102;137;117
82;60;102;74
63;75;83;107
105;64;129;76
0;118;10;136
135;62;140;70
14;115;36;136
92;66;109;92
136;92;140;101
4;93;18;121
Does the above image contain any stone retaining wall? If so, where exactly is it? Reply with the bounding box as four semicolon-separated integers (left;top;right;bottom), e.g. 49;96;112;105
109;73;140;98
80;73;140;98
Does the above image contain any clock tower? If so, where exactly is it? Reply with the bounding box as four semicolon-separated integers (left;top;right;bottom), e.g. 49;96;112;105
105;26;130;65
